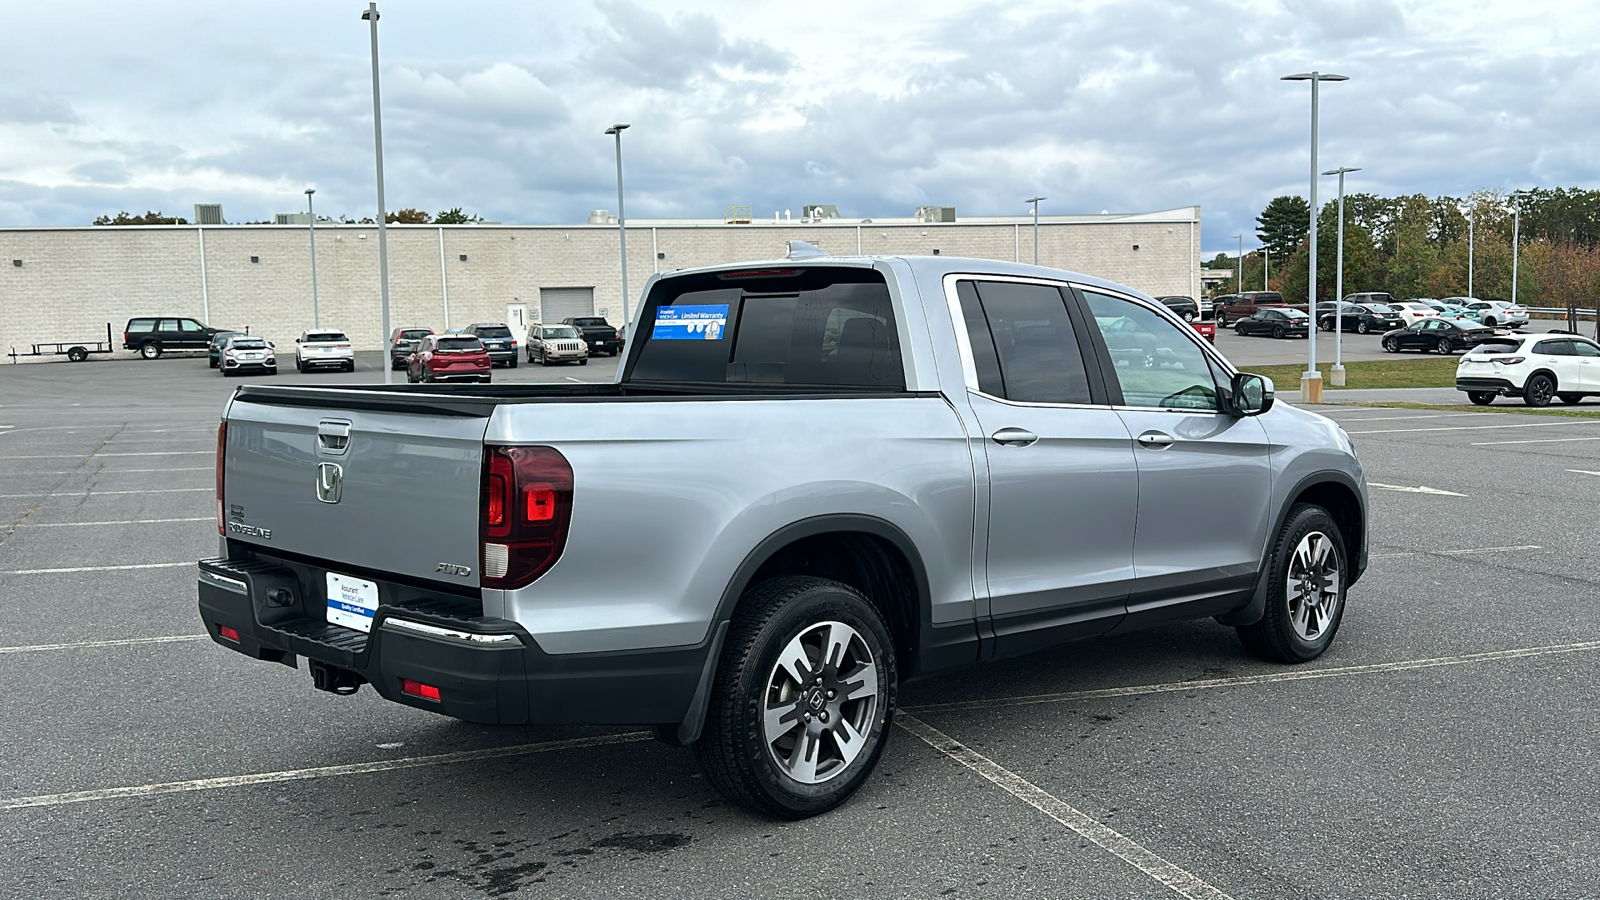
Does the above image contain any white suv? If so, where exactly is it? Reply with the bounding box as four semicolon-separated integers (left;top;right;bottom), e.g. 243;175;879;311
294;329;356;373
1456;332;1600;406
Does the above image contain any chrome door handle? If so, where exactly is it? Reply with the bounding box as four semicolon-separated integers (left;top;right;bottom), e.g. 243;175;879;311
1136;431;1175;449
990;427;1039;447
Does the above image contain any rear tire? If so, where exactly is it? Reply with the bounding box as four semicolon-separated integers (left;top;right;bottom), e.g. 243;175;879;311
1524;374;1555;407
140;343;161;359
1357;320;1370;335
694;576;896;820
1272;325;1286;339
1558;393;1584;405
1467;391;1494;406
1235;504;1347;664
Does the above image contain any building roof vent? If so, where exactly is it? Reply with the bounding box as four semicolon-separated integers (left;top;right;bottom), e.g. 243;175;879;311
786;240;827;260
802;204;839;222
193;204;225;225
589;209;613;225
915;206;956;223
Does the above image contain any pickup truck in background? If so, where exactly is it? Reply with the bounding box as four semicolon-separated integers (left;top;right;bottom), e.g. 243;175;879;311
561;316;625;356
1214;291;1306;326
199;249;1368;819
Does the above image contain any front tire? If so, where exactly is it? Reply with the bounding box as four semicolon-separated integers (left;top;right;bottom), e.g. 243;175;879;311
1524;374;1555;407
1236;504;1347;664
1235;323;1248;335
1558;393;1584;405
1382;336;1399;352
694;576;897;820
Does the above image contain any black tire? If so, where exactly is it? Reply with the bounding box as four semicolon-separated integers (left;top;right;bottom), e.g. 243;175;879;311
509;357;518;369
694;576;897;820
222;368;235;378
1235;504;1348;664
1467;391;1494;406
345;361;355;373
1235;323;1248;335
482;375;493;383
1557;393;1584;405
210;358;218;369
1436;338;1455;355
139;343;161;359
579;358;588;366
1483;317;1498;328
1272;324;1286;339
1524;373;1555;407
67;346;89;362
1357;320;1371;335
1382;337;1399;353
1182;311;1195;323
1216;313;1226;327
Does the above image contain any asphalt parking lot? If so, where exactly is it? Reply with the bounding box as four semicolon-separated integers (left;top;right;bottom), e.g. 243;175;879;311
3;355;1598;899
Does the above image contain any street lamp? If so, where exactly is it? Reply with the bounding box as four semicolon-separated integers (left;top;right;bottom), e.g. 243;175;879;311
305;189;320;329
1026;197;1046;265
1322;166;1361;386
1282;71;1348;403
605;124;632;331
1466;203;1475;300
1510;198;1521;308
362;3;393;383
1264;247;1270;290
1234;234;1243;293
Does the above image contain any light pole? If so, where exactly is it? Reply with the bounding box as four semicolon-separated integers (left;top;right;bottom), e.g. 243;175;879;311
1467;204;1475;300
606;124;632;331
1282;71;1348;403
1264;247;1270;289
1234;234;1243;293
1026;197;1045;265
306;189;320;328
362;3;393;383
1322;166;1360;386
1510;200;1520;308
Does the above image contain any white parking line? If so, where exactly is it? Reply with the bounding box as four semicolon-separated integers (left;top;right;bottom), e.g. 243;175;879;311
1346;420;1600;435
1569;470;1600;477
0;468;209;477
21;517;212;528
0;452;211;459
0;488;210;498
899;714;1233;900
1371;545;1541;559
1368;482;1467;496
0;635;207;654
2;562;193;575
906;640;1600;714
0;732;652;811
1471;436;1600;446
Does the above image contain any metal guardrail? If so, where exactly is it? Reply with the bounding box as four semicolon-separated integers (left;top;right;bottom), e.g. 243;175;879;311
1522;307;1596;317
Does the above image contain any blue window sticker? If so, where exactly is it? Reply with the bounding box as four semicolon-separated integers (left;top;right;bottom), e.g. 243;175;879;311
653;304;729;340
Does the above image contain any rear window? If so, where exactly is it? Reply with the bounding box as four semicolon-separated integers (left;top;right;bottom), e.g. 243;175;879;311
474;326;513;338
230;338;267;350
627;267;903;389
1366;304;1396;313
1466;339;1523;355
1250;293;1284;304
307;332;349;342
569;318;607;327
399;329;431;340
437;338;483;352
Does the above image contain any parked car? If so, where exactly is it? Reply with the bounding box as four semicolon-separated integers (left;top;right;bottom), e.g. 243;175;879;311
1380;318;1495;354
389;327;434;370
1215;291;1299;326
463;323;519;368
526;324;590;366
1317;303;1403;335
1391;301;1441;325
217;335;276;376
123;316;233;359
1456;300;1529;330
406;334;492;383
1198;296;1214;320
208;331;246;368
1156;296;1200;322
294;330;356;373
1456;333;1600;406
562;317;625;356
1235;307;1311;338
199;254;1367;820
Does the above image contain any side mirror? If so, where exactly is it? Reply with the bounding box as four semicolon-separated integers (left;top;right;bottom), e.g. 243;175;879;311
1230;372;1274;417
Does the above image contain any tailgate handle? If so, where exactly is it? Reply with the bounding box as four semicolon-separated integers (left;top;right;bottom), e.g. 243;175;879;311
317;419;352;456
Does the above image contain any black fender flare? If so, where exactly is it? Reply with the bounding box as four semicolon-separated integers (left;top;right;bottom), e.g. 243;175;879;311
1214;471;1368;627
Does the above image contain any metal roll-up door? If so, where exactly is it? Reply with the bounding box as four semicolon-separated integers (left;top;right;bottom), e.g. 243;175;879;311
538;287;595;324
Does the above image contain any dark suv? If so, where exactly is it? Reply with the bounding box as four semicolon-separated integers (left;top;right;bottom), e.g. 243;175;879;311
1155;296;1200;322
124;317;232;359
389;327;434;370
462;323;518;368
561;317;625;356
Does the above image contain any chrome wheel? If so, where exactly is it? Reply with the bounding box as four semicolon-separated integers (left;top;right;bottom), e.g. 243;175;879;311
1285;531;1341;642
762;620;879;786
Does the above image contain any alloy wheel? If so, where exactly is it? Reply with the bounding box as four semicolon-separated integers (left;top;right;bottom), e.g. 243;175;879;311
762;620;879;785
1285;531;1341;642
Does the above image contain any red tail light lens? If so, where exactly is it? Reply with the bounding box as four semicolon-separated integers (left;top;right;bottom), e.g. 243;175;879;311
401;679;441;702
481;446;573;589
218;625;240;642
215;422;227;535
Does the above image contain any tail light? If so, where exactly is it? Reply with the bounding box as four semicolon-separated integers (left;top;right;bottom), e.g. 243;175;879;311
336;343;351;349
481;446;573;589
215;422;227;535
1493;356;1525;365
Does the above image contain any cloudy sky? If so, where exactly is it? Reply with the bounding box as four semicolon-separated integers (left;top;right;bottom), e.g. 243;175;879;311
1;0;1596;253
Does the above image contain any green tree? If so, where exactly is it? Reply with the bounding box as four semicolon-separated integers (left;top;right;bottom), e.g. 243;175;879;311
1256;196;1310;258
435;207;483;224
386;208;432;224
1385;195;1436;299
92;210;188;225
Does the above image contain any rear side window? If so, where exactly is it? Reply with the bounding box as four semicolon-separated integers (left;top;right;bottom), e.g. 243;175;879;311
1573;341;1600;358
128;318;156;332
1533;340;1572;355
437;338;483;352
475;326;513;338
628;268;903;389
957;280;1091;404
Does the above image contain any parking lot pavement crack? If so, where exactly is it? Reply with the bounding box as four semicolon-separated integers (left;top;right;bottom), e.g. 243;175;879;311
897;713;1235;900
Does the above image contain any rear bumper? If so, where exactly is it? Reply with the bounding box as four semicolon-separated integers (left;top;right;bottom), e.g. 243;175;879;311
425;368;490;381
197;555;706;726
1456;377;1519;393
299;355;352;369
223;359;276;371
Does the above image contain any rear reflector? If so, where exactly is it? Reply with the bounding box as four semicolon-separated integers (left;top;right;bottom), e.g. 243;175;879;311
218;625;240;642
402;679;441;702
525;485;556;522
216;422;227;536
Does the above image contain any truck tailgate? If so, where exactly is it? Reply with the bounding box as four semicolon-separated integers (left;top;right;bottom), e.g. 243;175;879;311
223;394;488;585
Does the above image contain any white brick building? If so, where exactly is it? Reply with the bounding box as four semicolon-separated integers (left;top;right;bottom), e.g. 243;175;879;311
0;207;1200;354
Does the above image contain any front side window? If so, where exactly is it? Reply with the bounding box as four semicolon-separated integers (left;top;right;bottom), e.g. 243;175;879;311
957;280;1091;404
1533;340;1571;356
1083;291;1220;411
158;319;180;333
1572;341;1600;358
180;319;204;332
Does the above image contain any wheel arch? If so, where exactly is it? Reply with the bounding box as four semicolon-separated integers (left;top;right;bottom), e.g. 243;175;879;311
1526;368;1559;389
1215;472;1367;627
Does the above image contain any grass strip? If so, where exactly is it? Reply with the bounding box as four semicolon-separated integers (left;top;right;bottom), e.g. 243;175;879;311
1241;357;1459;390
1311;400;1600;419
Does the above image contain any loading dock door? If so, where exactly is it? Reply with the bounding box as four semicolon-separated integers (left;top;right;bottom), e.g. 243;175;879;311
538;287;595;324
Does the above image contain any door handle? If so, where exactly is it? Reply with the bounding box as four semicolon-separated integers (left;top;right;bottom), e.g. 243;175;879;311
1136;431;1175;449
990;427;1039;447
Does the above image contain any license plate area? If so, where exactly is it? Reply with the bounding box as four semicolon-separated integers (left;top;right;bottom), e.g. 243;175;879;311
327;572;380;633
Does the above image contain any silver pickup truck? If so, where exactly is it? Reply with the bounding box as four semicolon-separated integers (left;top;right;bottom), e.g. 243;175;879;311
199;250;1367;819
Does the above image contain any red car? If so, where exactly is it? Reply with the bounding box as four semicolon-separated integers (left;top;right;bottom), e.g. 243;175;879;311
406;335;492;383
